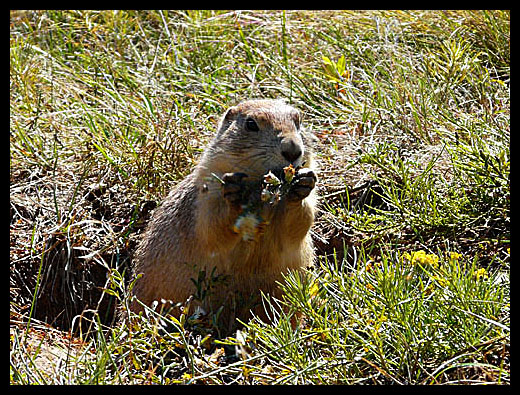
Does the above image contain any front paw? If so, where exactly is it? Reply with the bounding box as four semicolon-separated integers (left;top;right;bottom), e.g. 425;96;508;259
222;172;248;207
287;168;317;202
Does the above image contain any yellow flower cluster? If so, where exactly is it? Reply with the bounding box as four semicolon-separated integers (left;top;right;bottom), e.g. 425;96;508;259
402;250;439;267
474;267;489;280
448;252;462;262
431;274;449;287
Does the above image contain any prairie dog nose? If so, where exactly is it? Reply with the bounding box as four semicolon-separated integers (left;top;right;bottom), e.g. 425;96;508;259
281;138;303;163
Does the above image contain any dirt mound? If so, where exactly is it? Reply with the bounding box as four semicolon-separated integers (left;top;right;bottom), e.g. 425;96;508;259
10;170;155;333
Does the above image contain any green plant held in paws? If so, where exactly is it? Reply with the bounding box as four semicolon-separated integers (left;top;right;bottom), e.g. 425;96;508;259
228;164;299;242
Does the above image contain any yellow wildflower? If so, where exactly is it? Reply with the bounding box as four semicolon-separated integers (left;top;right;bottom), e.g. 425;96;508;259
241;365;250;377
474;268;489;280
449;252;462;262
281;366;294;375
263;170;281;186
432;274;449;287
365;260;382;273
308;280;320;298
283;164;296;183
403;250;439;268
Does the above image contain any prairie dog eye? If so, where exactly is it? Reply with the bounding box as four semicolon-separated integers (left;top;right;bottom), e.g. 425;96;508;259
245;117;259;132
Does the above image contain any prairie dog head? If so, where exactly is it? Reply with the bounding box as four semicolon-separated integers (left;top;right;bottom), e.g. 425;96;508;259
203;99;315;177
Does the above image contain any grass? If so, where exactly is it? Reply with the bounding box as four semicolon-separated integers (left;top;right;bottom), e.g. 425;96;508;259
10;10;509;384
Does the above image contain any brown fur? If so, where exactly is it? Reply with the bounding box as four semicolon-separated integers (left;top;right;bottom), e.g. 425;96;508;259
130;99;318;332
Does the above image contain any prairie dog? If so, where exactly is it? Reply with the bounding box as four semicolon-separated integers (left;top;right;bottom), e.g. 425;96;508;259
131;99;318;332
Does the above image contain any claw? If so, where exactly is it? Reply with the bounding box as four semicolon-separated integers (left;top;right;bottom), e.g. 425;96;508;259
287;168;317;202
222;172;248;184
221;172;248;207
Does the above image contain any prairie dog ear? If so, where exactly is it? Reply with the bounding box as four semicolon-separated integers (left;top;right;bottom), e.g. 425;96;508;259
291;108;302;129
216;106;238;136
301;126;318;149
